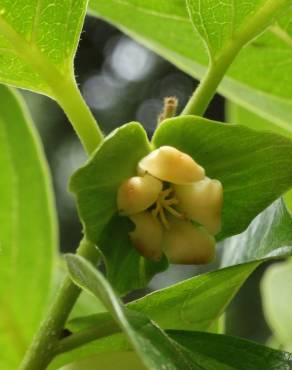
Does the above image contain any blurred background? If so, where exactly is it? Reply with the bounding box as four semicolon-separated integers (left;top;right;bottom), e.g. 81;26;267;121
21;16;269;344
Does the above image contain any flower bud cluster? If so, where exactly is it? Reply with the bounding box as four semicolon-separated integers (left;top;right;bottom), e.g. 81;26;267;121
117;146;223;264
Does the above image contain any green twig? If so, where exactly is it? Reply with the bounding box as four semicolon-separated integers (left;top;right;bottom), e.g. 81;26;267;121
53;318;120;356
52;78;104;155
18;240;99;370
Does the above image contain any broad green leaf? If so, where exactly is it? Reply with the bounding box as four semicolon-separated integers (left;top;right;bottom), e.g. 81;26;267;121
0;85;57;369
89;0;292;132
130;262;257;332
226;101;292;209
221;199;292;267
261;259;292;349
226;101;292;139
64;254;200;370
168;330;292;369
70;122;167;294
153;116;292;240
186;0;287;59
67;263;256;334
0;0;87;95
68;197;292;337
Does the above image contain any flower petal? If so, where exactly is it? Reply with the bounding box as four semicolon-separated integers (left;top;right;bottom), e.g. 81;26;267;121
174;177;223;235
129;211;163;261
117;174;162;215
162;218;215;264
138;146;205;184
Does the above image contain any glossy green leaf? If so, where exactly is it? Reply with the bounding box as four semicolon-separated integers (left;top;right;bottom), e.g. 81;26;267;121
221;199;292;267
153;116;292;240
64;254;199;370
89;0;292;132
69;196;292;338
130;262;258;332
0;85;57;369
67;262;256;334
226;101;292;209
168;330;292;369
0;0;87;95
261;259;292;349
70;122;167;294
186;0;287;59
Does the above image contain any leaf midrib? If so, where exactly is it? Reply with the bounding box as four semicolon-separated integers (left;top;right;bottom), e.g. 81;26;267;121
0;13;71;95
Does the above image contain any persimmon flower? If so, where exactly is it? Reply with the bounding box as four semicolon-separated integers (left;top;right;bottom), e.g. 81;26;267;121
117;146;223;264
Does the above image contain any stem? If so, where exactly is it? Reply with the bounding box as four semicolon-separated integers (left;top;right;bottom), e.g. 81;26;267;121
181;56;235;116
19;240;99;370
53;319;120;356
182;0;289;116
53;77;104;155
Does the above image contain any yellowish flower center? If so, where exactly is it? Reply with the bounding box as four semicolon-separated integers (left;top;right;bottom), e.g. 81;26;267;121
151;187;184;229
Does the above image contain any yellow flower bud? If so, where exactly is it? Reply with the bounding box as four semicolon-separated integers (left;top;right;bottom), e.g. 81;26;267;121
162;219;215;264
117;174;162;215
174;177;223;235
138;146;205;184
129;212;163;261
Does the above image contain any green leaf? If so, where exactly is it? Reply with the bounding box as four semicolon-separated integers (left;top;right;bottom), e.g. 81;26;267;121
70;122;167;294
64;254;201;370
0;85;57;369
261;259;292;349
153;116;292;240
0;0;87;95
67;262;256;334
130;262;258;332
89;0;292;132
221;199;292;267
226;101;292;139
226;101;292;209
186;0;287;59
168;330;292;369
